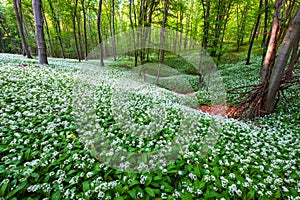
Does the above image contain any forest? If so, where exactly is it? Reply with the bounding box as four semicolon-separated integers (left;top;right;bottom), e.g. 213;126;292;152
0;0;299;199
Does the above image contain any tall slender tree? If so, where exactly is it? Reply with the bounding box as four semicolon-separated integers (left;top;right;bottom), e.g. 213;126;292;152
156;0;170;85
97;0;105;66
246;0;263;65
81;0;88;60
32;0;48;64
73;0;81;61
47;0;65;58
111;0;117;60
13;0;32;58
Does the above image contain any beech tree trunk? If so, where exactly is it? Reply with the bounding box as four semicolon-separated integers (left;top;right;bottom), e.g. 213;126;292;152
156;0;169;85
97;0;105;66
261;0;282;79
32;0;48;64
129;0;138;67
73;0;81;61
201;0;210;50
111;0;116;61
81;0;88;60
246;0;263;65
42;7;53;57
47;0;65;58
13;0;32;58
265;5;300;112
178;0;184;55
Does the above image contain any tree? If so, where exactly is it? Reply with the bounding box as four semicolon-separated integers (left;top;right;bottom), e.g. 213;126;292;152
13;0;32;58
110;0;117;61
73;0;81;61
97;0;105;66
246;0;263;65
47;0;66;59
230;1;300;118
264;5;300;112
201;0;210;50
156;0;170;85
32;0;48;64
81;0;88;60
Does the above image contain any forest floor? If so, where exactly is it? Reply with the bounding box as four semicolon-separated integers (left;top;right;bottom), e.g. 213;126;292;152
0;53;299;199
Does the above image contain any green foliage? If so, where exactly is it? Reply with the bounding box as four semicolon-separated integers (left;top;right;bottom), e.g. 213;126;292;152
0;54;299;199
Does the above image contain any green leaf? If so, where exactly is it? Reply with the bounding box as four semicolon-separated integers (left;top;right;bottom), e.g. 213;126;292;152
182;193;193;200
153;176;162;181
247;190;255;199
7;181;27;198
0;182;8;196
145;174;152;186
67;170;77;175
24;148;31;160
162;182;173;193
145;187;155;197
204;190;220;198
114;196;125;200
52;190;61;200
129;180;140;187
83;181;90;192
274;191;281;198
128;189;137;199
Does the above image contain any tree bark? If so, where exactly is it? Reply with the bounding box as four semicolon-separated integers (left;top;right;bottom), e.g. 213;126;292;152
129;0;138;66
42;7;53;57
261;0;282;79
246;0;263;65
97;0;105;66
47;0;65;58
73;0;81;61
32;0;48;64
265;5;300;112
156;0;169;85
178;0;184;55
77;14;84;60
261;0;269;47
201;0;210;50
81;0;88;60
111;0;117;61
237;6;248;51
0;30;3;53
13;0;32;58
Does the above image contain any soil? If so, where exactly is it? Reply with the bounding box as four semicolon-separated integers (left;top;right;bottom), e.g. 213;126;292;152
199;104;243;118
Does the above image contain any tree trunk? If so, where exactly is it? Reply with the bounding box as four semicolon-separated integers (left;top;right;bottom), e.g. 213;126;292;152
129;0;138;66
81;0;88;61
42;7;53;57
156;0;169;85
111;0;117;61
32;0;48;64
261;0;282;79
261;0;269;47
237;7;248;51
73;0;81;61
178;1;184;55
265;5;300;112
217;2;232;63
201;0;210;50
0;30;3;53
97;0;105;66
246;0;263;65
285;37;300;79
47;0;65;58
77;14;84;60
13;0;32;58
